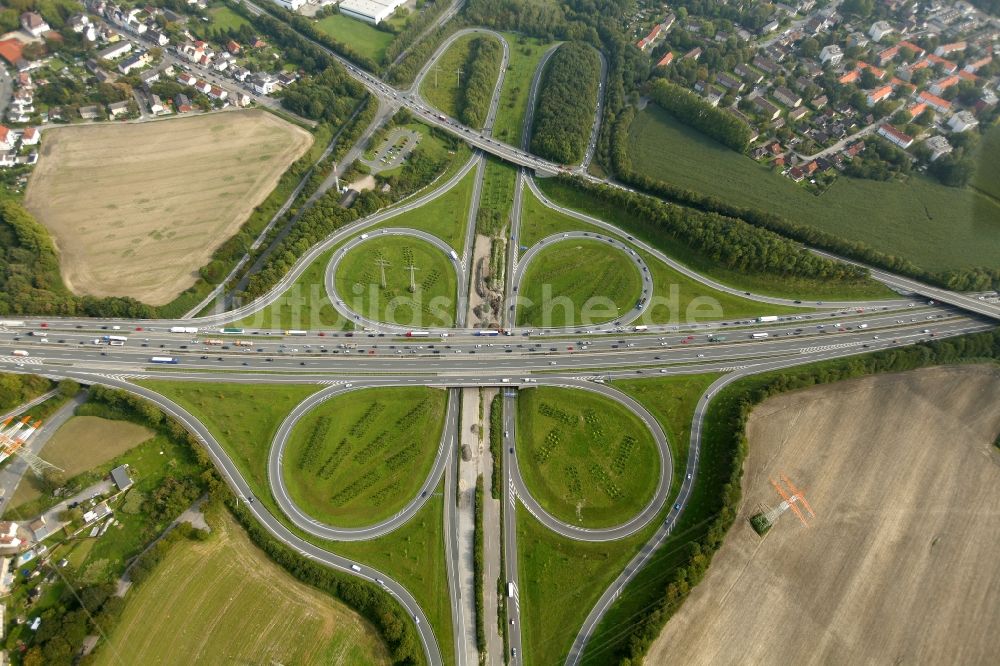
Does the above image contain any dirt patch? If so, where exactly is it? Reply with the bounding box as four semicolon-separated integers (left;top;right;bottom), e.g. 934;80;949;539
24;110;312;305
647;365;1000;665
11;416;154;507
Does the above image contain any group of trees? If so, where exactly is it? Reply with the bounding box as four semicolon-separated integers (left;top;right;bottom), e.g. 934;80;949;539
530;42;601;163
384;0;452;67
458;37;502;129
647;80;752;152
282;66;367;124
843;138;911;181
604;327;1000;665
0;373;52;412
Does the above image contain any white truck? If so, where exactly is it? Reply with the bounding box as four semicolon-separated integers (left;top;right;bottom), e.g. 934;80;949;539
751;332;770;339
169;326;198;334
757;316;779;323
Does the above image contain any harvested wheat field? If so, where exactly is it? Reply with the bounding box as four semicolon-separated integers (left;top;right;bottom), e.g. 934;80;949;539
24;110;312;305
95;511;389;666
648;364;1000;666
10;415;153;507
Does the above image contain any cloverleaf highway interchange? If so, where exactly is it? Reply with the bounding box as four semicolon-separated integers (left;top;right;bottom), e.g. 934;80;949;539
1;0;998;665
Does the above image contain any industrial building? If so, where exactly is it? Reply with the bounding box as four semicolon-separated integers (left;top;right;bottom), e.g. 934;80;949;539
338;0;407;25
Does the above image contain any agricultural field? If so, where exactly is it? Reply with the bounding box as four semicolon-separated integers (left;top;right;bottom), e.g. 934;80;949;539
334;235;458;327
373;162;476;252
516;239;643;328
492;34;556;145
283;387;447;527
10;416;153;507
95;512;389;666
314;13;395;64
418;34;480;118
648;365;1000;665
971;122;1000;201
516;386;659;527
628;106;1000;272
236;248;347;331
24;111;312;305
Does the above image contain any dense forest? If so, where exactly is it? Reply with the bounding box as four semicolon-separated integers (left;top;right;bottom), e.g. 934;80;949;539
0;372;52;412
647;80;753;153
281;67;367;124
530;41;601;163
459;36;502;129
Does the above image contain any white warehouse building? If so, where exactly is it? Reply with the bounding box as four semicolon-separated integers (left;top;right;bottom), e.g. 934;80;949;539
338;0;406;24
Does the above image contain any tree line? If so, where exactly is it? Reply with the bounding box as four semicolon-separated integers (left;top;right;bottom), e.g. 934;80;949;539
602;328;1000;665
459;37;502;129
606;107;1000;291
0;372;52;412
282;66;367;124
384;0;454;67
647;80;753;152
530;42;601;164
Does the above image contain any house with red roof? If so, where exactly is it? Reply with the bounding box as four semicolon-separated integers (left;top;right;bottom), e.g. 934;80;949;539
917;90;951;113
0;39;23;67
876;123;914;149
926;54;957;74
656;51;673;67
929;75;960;95
866;85;893;105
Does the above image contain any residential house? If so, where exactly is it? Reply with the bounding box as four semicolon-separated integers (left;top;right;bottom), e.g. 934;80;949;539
866;85;893;106
178;72;198;87
753;55;779;74
773;86;802;108
277;72;298;87
917;90;951;113
117;51;151;74
250;73;276;95
964;55;992;73
20;12;50;38
858;61;887;80
839;69;860;84
788;106;809;122
811;94;828;109
934;41;966;57
194;79;212;94
110;465;133;491
98;41;132;60
139;68;161;86
715;72;743;92
926;54;957;73
924;135;952;161
819;45;843;65
847;32;869;49
704;88;723;107
788;166;805;181
907;102;926;118
78;105;100;119
929;75;960;95
869;20;894;42
0;126;13;151
149;94;167;114
753;96;781;121
897;41;925;59
761;19;780;35
948;111;978;132
877;45;900;65
107;100;129;118
682;47;702;61
735;63;762;84
656;51;674;67
178;40;212;64
844;141;865;158
147;29;170;46
208;85;227;101
175;93;193;112
876;123;914;148
235;91;251;107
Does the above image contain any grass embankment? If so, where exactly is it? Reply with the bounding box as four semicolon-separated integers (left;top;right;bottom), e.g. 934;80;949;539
516;239;643;328
236;247;347;330
535;177;895;301
628;105;1000;273
315;14;395;64
10;416;153;507
419;34;479;117
334;235;458;328
283;387;446;527
516;373;718;666
95;511;390;666
516;386;659;527
492;34;556;145
374;162;476;252
136;380;454;666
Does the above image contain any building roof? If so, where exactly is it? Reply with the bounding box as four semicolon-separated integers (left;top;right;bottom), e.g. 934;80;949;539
918;90;951;110
867;85;893;103
110;465;132;491
0;39;23;66
877;123;913;145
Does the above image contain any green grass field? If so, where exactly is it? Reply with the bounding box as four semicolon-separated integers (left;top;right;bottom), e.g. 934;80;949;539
374;160;476;251
972;122;1000;201
520;181;602;247
480;157;517;222
237;248;348;331
207;5;250;32
283;387;446;527
516;386;659;527
517;239;643;328
334;235;458;327
137;380;454;666
629;105;1000;272
95;512;389;666
535;177;895;301
315;14;395;64
493;34;556;145
419;34;479;119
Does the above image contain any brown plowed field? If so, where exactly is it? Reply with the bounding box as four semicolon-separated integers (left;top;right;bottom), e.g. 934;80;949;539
647;364;1000;666
24;110;311;305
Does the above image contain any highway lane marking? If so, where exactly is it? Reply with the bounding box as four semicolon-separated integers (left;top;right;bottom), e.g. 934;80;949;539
799;341;866;354
0;356;43;365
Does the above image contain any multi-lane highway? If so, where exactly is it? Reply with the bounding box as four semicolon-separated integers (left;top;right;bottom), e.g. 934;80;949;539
3;9;997;666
